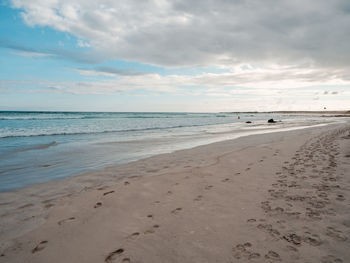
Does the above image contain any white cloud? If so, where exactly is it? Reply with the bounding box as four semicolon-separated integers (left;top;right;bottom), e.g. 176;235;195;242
77;39;90;48
2;70;349;110
12;51;54;58
3;65;350;95
72;63;350;91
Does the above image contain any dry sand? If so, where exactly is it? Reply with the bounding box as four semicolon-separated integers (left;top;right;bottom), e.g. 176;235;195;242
0;122;350;263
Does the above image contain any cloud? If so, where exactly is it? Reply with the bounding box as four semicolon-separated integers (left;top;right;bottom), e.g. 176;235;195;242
74;66;150;76
2;71;349;110
3;0;350;111
12;51;54;58
9;0;350;71
0;38;41;54
0;38;106;63
2;65;350;96
77;39;90;48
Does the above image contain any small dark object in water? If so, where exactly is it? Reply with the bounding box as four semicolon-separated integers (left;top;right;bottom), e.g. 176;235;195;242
268;119;277;123
246;121;252;123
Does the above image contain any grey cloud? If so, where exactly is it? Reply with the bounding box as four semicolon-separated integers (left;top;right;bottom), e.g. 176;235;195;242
0;39;40;54
9;0;350;70
0;38;106;64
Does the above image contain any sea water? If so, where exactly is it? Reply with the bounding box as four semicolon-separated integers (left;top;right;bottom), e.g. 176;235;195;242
0;111;344;191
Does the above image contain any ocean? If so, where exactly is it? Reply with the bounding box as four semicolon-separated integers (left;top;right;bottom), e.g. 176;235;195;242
0;111;344;192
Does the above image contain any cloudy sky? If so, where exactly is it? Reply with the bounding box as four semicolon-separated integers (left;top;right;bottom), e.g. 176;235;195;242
0;0;349;112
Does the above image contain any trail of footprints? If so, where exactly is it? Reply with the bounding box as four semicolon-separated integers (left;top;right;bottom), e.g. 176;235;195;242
237;128;350;262
101;160;233;262
232;242;281;261
27;146;272;261
27;130;349;262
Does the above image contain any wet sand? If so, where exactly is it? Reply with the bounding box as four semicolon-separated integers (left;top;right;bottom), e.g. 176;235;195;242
0;122;349;262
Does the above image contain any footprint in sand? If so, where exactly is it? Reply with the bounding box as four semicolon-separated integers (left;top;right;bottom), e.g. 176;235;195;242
194;195;202;201
245;167;251;171
282;233;302;246
58;217;75;225
302;232;322;246
257;223;280;238
94;202;102;208
147;214;153;218
144;224;160;234
322;255;343;263
326;227;348;241
286;245;298;252
103;190;115;196
127;232;140;240
232;242;261;260
124;181;130;186
247;218;256;223
144;229;155;234
336;194;345;201
32;241;48;253
105;248;126;263
264;250;281;261
171;207;182;214
205;185;213;190
221;178;230;182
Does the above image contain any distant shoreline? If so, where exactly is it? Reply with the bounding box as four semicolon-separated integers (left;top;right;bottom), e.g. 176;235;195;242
1;110;350;114
224;110;350;115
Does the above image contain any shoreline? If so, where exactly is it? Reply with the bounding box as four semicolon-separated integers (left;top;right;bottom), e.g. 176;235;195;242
1;121;350;262
1;119;343;192
1;112;348;193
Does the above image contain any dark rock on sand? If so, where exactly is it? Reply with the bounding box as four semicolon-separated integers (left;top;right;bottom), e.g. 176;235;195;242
268;119;277;123
246;121;252;123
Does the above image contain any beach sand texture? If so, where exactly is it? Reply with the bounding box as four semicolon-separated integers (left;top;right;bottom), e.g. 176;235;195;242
0;123;349;262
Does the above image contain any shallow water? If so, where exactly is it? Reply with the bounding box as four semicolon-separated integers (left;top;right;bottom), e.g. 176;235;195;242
0;111;344;191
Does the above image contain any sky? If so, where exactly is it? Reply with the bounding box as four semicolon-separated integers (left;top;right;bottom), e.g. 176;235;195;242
0;0;349;112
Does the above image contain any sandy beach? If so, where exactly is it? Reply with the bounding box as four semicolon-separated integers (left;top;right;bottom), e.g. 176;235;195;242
1;122;350;263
